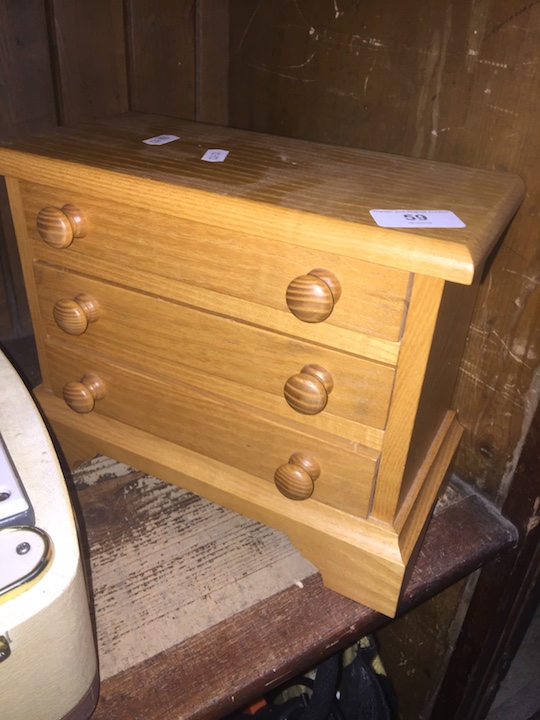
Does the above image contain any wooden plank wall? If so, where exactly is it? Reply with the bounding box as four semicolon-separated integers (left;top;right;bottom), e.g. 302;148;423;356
125;0;195;119
1;2;539;716
0;0;130;337
0;0;227;136
46;0;129;125
227;1;540;716
228;0;540;509
0;0;227;338
0;0;58;337
7;3;537;501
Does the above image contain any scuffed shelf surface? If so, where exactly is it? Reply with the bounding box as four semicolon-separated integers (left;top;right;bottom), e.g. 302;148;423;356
71;456;516;720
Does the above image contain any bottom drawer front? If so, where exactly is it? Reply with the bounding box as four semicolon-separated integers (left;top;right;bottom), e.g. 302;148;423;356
46;346;377;517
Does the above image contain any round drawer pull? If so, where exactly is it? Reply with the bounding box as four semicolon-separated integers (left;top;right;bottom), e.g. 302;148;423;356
286;268;341;323
63;372;106;414
274;452;321;500
36;204;88;249
53;293;101;335
284;364;333;415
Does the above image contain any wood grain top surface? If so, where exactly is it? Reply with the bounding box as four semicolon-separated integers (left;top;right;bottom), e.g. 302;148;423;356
0;112;525;284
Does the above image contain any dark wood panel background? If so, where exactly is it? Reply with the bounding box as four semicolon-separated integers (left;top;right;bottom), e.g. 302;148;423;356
0;0;225;339
125;0;196;119
0;0;58;337
1;2;539;717
47;0;129;125
228;0;540;504
227;3;540;716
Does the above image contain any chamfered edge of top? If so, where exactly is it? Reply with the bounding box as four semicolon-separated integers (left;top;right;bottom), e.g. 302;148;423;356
0;113;527;285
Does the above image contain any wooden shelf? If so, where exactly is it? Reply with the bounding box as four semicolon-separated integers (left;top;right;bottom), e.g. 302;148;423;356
72;457;516;720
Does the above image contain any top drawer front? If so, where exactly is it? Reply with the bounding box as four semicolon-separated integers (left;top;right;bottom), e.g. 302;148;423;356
20;181;410;346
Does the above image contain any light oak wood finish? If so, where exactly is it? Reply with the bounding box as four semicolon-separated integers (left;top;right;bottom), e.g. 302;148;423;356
0;113;524;615
43;341;377;516
35;202;88;248
33;263;394;435
18;181;409;348
274;452;321;500
62;372;106;414
284;364;334;416
286;269;342;323
53;292;101;335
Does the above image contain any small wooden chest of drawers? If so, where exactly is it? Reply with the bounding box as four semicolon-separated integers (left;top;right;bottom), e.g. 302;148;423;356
0;114;524;615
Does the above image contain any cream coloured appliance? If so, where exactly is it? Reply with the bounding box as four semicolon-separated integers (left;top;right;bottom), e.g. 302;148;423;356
0;348;98;719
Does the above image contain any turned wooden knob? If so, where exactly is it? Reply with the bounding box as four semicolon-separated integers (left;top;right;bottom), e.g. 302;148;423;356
53;293;100;335
284;364;334;415
274;452;321;500
63;372;106;413
286;268;342;323
36;203;88;248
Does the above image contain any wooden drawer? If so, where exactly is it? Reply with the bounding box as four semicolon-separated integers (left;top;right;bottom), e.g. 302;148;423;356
44;343;378;517
20;181;410;349
34;264;394;444
1;111;524;615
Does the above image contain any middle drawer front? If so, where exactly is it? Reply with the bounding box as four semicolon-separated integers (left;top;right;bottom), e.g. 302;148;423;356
44;343;378;517
35;264;395;442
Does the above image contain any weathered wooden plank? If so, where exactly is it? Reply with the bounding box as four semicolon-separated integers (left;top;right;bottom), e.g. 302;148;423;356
0;0;57;337
125;0;196;119
487;604;540;720
0;178;32;337
47;0;129;124
227;2;540;714
0;180;16;337
377;578;469;720
228;0;540;504
73;455;316;682
429;402;540;720
73;455;515;720
195;0;230;124
0;0;57;138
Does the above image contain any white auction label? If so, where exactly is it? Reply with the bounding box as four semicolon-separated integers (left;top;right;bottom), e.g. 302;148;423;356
369;209;466;228
143;134;180;146
202;149;229;163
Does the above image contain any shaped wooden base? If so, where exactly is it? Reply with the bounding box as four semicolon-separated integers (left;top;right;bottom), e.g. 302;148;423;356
34;386;462;617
